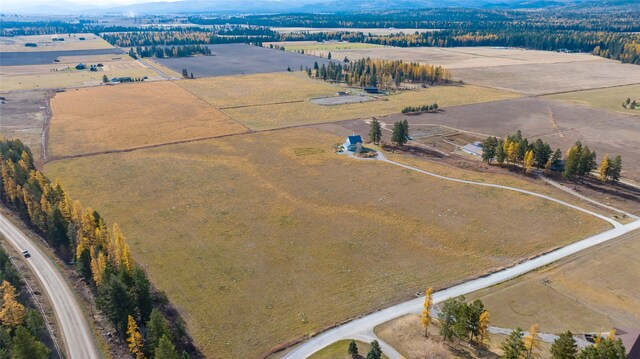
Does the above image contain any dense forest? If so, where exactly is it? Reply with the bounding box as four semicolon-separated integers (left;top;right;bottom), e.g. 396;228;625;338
101;27;277;47
0;139;197;358
309;58;452;89
129;44;212;58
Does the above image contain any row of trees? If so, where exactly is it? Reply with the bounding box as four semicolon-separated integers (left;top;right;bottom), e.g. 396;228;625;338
102;28;277;47
0;139;190;358
308;58;452;89
401;103;439;114
0;246;50;358
129;44;211;59
368;118;410;147
347;339;382;359
502;327;627;359
481;131;623;182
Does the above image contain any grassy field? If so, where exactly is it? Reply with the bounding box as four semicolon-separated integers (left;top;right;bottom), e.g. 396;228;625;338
0;91;47;161
544;84;640;116
48;81;247;157
181;72;520;130
264;41;383;54
44;126;608;358
468;229;640;333
0;33;113;52
308;340;388;359
0;54;159;91
139;58;184;78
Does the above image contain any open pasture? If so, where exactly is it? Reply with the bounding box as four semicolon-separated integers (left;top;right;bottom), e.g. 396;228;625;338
544;84;640;116
452;60;640;95
153;43;338;77
47;81;247;157
0;91;47;161
302;46;601;69
0;54;159;91
44;126;608;358
264;41;383;55
0;33;113;52
378;97;640;184
180;72;520;130
469;229;640;332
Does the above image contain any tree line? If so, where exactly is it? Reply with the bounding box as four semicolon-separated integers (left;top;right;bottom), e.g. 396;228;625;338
308;58;452;89
0;246;50;359
129;44;211;59
0;139;191;358
102;28;277;47
420;289;627;359
481;131;622;182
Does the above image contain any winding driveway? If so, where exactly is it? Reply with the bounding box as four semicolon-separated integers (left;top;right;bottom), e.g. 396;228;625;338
0;212;100;359
284;153;638;358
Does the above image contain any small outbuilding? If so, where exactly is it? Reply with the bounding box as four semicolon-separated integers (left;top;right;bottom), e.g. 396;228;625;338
462;141;484;157
343;134;363;152
363;86;379;94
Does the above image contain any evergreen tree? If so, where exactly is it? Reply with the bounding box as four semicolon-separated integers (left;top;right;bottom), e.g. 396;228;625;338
348;339;359;358
610;155;622;183
496;140;507;165
328;51;332;59
102;74;109;83
98;273;135;334
391;122;407;146
577;337;626;359
10;326;49;359
482;136;498;163
501;328;526;359
551;331;578;359
369;119;382;145
132;267;153;323
563;142;582;178
467;299;485;341
146;309;171;356
402;119;409;139
182;68;188;78
24;309;44;338
155;335;179;359
366;340;382;359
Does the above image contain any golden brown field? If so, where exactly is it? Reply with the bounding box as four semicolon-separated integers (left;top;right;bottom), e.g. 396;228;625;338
469;229;640;332
48;81;248;157
44;126;608;358
180;72;520;130
0;33;113;52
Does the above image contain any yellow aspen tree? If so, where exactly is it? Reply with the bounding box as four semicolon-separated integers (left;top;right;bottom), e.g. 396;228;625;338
524;150;535;173
421;287;433;337
0;280;26;330
122;244;134;274
91;250;107;286
524;323;541;359
110;223;125;269
478;310;490;344
599;154;610;182
127;315;145;359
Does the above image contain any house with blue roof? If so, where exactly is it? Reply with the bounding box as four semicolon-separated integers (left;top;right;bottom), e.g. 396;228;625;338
343;134;363;152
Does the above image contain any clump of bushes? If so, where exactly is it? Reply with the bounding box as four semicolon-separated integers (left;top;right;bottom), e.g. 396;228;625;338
402;103;439;114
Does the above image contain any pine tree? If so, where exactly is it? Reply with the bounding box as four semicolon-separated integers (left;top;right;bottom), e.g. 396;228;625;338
482;137;498;163
369;119;382;145
348;339;359;358
599;154;611;182
10;326;50;359
366;340;382;359
563;142;582;178
524;323;541;359
146;309;171;355
127;315;145;359
421;287;433;337
391;122;407;146
182;68;188;78
496;140;507;165
501;328;526;359
155;335;179;359
551;331;578;359
402;119;409;139
610;155;622;183
0;280;26;330
102;74;109;83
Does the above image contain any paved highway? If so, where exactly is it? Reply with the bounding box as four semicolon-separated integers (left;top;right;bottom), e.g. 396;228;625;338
0;211;100;359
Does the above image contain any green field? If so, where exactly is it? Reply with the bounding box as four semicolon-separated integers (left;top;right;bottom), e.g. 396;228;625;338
544;84;640;115
44;126;608;358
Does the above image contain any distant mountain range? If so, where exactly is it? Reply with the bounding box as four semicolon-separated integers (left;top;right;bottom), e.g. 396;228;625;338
1;0;631;16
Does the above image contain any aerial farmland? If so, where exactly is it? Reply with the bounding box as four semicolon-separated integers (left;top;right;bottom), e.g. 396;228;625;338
1;7;640;359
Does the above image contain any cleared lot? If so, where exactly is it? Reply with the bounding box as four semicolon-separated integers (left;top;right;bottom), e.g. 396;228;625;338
469;229;640;332
545;84;640;116
377;97;640;183
44;126;607;358
153;43;338;77
48;81;247;157
0;91;47;161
